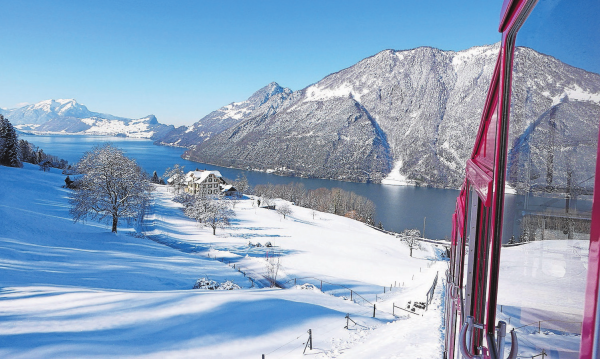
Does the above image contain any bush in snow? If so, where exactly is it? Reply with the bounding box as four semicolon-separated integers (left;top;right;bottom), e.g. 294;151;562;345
39;159;52;172
173;192;194;206
296;283;319;291
193;278;240;290
193;277;219;290
217;280;241;290
264;241;272;247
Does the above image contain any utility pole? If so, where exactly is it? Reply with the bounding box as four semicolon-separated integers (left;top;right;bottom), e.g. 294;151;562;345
423;217;426;239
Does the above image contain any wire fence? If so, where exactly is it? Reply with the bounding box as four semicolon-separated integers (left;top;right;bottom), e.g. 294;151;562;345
143;192;445;358
513;319;583;335
280;276;375;306
426;271;439;309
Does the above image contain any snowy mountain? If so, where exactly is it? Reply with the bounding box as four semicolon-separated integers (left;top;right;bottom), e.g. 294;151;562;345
3;99;174;139
156;82;292;147
163;44;599;187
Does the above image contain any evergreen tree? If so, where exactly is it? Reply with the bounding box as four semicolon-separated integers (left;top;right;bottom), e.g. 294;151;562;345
0;115;22;168
151;170;160;184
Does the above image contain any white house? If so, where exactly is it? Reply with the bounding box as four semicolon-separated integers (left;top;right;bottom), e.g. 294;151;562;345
183;170;237;196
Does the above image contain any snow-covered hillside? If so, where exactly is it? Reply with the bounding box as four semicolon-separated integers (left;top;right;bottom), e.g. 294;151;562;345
160;44;599;188
3;99;174;139
156;82;292;148
0;164;446;358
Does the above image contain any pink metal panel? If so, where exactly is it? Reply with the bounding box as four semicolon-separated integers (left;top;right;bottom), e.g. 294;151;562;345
465;159;493;207
580;123;600;358
499;0;518;32
451;213;458;245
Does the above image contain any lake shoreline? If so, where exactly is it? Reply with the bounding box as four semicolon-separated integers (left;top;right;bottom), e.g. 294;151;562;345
20;133;459;239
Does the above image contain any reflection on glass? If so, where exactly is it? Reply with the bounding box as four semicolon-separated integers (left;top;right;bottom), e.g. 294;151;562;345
498;0;599;357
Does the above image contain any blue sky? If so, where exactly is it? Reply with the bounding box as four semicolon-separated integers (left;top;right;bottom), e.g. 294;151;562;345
1;1;506;126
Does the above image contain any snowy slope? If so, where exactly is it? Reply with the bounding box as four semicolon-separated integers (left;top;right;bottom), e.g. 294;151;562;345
4;99;174;139
0;164;446;358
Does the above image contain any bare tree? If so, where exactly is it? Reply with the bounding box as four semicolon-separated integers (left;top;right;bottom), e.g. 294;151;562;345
185;196;235;235
261;195;274;208
276;203;293;219
228;196;240;209
399;229;422;257
69;144;152;233
265;252;281;288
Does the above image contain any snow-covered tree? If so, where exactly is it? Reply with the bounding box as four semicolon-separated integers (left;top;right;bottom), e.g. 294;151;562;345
399;229;422;257
232;173;250;196
0;115;22;168
184;196;235;235
164;164;185;193
69;143;152;233
39;159;51;172
276;203;292;219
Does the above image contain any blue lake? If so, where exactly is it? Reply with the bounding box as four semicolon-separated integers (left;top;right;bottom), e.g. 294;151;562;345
21;134;459;239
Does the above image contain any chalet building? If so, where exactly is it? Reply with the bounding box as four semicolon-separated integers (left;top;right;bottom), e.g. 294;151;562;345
183;170;237;196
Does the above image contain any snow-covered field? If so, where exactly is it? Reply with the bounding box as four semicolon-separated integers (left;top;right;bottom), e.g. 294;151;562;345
0;164;446;358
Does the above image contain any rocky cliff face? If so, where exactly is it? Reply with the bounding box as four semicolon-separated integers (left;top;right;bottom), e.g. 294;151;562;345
168;44;600;187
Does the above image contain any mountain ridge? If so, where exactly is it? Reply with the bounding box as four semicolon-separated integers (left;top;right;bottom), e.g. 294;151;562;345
2;99;174;140
166;43;599;188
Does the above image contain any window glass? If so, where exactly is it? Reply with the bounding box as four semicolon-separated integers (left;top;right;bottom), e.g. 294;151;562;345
498;1;599;356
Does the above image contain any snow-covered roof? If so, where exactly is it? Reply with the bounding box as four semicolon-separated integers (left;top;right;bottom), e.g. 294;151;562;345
167;173;183;184
221;184;236;192
185;170;222;184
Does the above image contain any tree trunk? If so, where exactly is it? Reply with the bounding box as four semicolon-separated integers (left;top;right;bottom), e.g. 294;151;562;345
112;215;118;233
213;226;216;235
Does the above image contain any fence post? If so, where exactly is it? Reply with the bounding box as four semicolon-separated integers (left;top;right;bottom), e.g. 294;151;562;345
303;329;312;354
393;303;395;316
384;287;386;293
373;304;376;318
262;355;265;359
539;321;541;334
320;280;322;291
351;290;353;301
294;278;296;285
